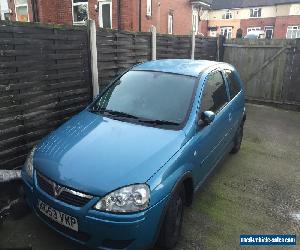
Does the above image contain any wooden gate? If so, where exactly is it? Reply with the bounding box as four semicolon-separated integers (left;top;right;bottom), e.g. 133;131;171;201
223;39;300;109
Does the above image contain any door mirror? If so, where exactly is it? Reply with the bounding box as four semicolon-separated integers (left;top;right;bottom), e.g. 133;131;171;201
199;111;215;126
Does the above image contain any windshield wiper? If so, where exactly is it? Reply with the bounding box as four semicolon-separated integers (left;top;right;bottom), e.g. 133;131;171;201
138;119;180;126
90;108;179;126
90;108;139;119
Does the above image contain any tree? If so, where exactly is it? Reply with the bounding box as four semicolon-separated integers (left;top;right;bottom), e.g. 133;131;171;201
236;28;243;38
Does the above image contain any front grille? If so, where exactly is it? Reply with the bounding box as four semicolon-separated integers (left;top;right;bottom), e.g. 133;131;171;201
36;172;93;207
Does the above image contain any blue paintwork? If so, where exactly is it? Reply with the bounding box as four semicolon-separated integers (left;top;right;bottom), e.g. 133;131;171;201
22;59;245;250
133;59;217;77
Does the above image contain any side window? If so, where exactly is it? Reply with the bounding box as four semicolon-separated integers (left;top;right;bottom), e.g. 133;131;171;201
224;69;241;99
201;71;228;113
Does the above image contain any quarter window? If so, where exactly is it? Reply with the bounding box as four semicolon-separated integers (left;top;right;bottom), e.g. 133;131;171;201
224;69;241;99
72;0;88;24
15;0;29;22
201;71;228;113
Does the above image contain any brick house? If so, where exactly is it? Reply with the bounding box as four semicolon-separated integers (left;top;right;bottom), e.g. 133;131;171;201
200;0;300;39
2;0;211;35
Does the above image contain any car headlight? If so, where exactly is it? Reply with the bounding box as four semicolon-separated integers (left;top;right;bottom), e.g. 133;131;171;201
24;147;36;178
94;184;150;213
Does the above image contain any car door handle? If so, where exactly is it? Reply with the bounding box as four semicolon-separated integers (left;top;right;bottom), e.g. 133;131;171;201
229;113;232;122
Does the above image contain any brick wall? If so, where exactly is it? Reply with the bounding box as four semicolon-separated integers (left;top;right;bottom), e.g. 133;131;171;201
240;17;276;36
140;0;194;35
39;0;59;24
274;16;300;38
6;0;196;35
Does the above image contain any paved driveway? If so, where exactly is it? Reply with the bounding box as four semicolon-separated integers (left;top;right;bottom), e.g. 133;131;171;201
1;104;300;250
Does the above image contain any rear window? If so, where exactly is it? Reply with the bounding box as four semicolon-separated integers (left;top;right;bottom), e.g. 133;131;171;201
224;69;241;99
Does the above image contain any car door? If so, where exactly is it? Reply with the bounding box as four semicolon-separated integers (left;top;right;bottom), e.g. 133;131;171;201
223;67;244;141
191;69;232;186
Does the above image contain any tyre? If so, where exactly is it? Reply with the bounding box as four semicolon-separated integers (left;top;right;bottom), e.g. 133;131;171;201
231;123;244;154
157;185;185;249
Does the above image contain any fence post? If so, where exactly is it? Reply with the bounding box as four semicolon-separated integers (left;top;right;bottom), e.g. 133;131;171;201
191;30;195;60
151;25;157;60
217;35;225;62
87;19;99;98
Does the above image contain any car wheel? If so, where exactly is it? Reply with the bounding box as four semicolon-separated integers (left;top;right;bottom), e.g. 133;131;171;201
157;185;185;249
231;123;244;154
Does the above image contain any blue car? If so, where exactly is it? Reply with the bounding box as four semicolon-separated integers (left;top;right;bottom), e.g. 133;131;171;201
22;59;246;250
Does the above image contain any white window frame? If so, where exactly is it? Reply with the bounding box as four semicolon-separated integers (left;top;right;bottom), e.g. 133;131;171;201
99;0;112;28
250;8;262;18
222;10;232;19
220;27;232;39
146;0;152;16
72;0;89;25
247;26;261;33
168;14;173;34
286;25;300;39
15;0;29;22
192;10;198;34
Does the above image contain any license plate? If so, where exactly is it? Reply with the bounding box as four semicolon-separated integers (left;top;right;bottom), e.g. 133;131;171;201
38;200;78;232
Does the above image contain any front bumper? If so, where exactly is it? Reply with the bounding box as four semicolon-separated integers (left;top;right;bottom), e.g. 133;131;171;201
22;171;168;250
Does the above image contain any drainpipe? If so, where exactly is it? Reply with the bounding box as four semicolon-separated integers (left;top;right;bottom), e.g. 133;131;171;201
138;0;142;32
117;0;121;30
31;0;39;22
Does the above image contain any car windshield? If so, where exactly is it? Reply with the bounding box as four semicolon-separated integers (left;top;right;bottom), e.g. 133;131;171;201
91;70;197;126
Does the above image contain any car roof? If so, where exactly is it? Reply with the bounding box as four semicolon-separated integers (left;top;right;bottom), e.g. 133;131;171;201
132;59;220;77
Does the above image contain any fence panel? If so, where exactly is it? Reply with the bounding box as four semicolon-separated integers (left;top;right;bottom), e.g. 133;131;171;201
195;37;218;60
223;39;300;107
96;29;218;89
0;22;92;169
97;29;152;88
0;23;219;170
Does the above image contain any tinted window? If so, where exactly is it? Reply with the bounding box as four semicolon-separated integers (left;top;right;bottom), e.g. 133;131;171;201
92;71;196;124
201;71;228;113
224;69;241;99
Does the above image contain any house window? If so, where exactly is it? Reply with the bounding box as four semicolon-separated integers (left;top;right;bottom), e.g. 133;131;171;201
221;27;232;39
4;13;11;21
15;0;29;22
72;0;88;24
286;26;300;39
168;13;173;34
99;0;112;28
222;10;232;19
247;27;261;33
146;0;152;16
265;26;274;39
192;10;198;34
250;8;262;18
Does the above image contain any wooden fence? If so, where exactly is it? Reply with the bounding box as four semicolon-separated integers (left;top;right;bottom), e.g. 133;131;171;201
0;21;218;170
96;28;218;88
223;39;300;109
0;22;92;170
